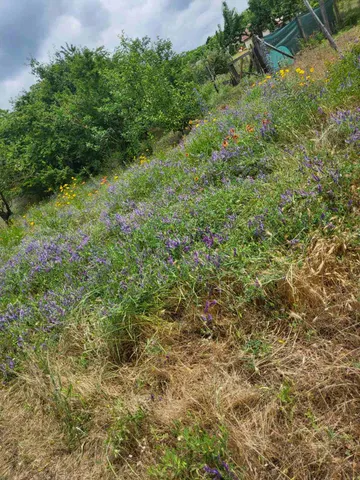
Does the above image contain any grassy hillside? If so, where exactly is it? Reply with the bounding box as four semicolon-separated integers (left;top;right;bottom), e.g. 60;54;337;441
1;33;360;479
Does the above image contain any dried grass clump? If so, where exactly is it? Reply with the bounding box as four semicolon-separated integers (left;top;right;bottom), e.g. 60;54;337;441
283;235;360;338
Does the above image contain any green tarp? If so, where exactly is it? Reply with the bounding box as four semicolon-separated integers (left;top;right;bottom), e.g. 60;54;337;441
264;0;336;70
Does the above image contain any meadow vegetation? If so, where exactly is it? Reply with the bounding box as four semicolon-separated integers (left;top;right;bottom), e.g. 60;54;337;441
0;17;360;480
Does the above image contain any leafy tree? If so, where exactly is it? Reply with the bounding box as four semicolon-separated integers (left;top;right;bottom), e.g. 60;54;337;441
3;45;125;195
248;0;308;34
0;36;202;199
216;1;247;54
105;35;201;155
248;0;274;34
184;38;231;86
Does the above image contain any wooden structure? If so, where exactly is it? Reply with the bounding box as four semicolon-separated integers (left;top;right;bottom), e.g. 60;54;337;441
228;34;274;85
228;49;252;85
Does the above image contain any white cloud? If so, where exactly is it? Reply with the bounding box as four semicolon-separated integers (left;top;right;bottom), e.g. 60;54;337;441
0;71;34;109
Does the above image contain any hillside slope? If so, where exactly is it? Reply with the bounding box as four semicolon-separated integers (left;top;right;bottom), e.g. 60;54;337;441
1;35;360;480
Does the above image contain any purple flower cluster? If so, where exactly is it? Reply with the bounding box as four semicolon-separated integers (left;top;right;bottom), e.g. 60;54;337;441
248;214;266;239
330;108;360;145
204;459;239;479
0;305;32;332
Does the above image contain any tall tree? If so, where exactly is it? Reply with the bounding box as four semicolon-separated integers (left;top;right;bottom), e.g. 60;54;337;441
248;0;306;34
106;36;200;154
216;2;247;54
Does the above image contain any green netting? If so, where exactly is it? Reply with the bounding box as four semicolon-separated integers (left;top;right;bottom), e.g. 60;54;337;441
264;0;336;70
267;46;294;71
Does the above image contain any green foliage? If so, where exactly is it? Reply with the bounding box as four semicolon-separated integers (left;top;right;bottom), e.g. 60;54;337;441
106;36;201;157
0;110;24;222
244;338;271;358
106;402;148;461
49;372;91;448
149;422;240;479
338;0;360;27
299;31;325;50
325;43;360;106
216;1;248;54
0;38;201;198
182;37;231;91
2;45;118;195
247;0;308;34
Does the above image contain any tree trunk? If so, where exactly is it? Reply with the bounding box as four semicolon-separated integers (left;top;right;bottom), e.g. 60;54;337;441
303;0;343;58
205;64;219;93
0;191;12;225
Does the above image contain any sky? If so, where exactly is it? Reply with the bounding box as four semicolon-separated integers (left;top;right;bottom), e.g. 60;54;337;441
0;0;248;109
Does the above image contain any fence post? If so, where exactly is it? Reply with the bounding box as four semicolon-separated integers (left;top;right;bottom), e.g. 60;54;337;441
333;0;342;26
319;0;333;33
296;15;307;40
252;36;269;73
228;63;241;85
303;0;343;57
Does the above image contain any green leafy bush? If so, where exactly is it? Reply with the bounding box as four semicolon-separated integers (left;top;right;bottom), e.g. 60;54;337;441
149;423;240;479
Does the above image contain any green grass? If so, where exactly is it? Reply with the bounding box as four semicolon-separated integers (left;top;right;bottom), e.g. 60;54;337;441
1;46;359;375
